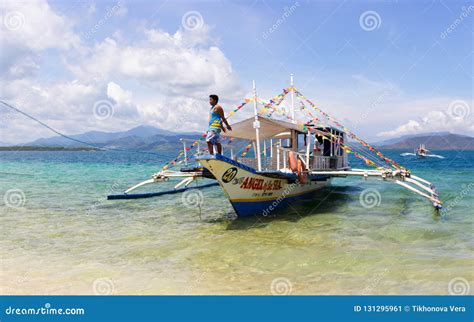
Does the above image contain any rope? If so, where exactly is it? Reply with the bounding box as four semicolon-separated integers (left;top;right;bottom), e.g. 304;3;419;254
0;100;164;156
293;90;406;171
291;99;386;168
3;86;406;174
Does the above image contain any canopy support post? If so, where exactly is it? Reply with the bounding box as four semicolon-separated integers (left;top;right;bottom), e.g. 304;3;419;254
253;80;262;171
277;141;281;170
181;140;188;165
306;131;311;170
290;73;296;123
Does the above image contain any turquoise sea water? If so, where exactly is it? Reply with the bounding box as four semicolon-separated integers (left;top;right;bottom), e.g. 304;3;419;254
0;150;472;295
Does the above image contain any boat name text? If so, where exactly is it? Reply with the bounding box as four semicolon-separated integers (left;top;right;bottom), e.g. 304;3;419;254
240;177;283;191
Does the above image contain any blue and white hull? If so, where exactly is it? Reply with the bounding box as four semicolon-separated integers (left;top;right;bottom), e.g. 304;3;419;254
197;154;330;217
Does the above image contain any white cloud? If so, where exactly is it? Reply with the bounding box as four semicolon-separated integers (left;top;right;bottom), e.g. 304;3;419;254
2;1;469;146
1;1;244;143
107;82;131;105
377;104;473;137
0;77;143;142
290;73;473;140
0;76;211;144
105;81;139;118
67;26;239;100
0;0;80;79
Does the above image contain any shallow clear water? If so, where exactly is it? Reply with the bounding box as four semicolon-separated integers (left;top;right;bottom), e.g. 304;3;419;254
1;150;472;295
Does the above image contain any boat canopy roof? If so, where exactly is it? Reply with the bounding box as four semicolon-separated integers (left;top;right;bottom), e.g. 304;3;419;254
223;117;306;140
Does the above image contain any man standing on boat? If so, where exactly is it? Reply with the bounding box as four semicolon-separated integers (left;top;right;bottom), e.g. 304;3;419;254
206;94;232;155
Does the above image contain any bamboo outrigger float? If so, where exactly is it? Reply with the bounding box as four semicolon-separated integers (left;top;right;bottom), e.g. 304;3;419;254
107;75;442;217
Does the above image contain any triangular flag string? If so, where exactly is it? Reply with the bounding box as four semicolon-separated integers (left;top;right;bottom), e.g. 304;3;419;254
294;89;406;171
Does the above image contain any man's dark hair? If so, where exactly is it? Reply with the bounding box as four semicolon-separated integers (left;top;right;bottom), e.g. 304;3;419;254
209;94;219;103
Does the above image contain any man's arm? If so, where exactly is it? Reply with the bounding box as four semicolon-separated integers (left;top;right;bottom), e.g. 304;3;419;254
215;105;232;131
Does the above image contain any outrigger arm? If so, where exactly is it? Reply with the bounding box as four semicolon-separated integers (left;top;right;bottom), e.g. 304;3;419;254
124;170;203;194
310;168;442;209
124;178;157;194
108;169;218;200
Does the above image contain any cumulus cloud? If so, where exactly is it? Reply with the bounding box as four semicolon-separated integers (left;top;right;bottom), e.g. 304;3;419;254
1;78;142;143
377;101;473;137
3;1;469;146
2;78;98;117
288;75;472;141
0;1;243;143
0;0;79;79
67;26;240;100
105;81;139;118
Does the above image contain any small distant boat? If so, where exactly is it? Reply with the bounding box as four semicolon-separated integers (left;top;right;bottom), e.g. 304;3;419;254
415;144;429;158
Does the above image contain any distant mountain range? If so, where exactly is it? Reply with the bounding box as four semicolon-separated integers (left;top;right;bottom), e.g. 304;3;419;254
372;132;452;146
0;125;201;152
0;141;11;147
26;125;199;147
374;133;474;150
1;126;472;151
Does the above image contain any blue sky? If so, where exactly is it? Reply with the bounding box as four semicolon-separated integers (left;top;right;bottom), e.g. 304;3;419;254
1;0;472;143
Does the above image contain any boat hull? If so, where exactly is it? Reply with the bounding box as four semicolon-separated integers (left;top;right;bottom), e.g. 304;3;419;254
230;189;321;217
197;154;330;217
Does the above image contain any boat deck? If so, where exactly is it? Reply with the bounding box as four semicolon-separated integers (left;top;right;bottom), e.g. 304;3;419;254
238;154;348;172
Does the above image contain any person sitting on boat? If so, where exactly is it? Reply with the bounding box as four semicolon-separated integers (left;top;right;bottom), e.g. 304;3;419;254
313;134;323;156
206;94;232;155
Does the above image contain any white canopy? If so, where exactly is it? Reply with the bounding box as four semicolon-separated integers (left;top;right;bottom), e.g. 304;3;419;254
222;117;306;140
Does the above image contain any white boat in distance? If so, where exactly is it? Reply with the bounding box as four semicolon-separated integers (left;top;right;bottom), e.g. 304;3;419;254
416;144;429;158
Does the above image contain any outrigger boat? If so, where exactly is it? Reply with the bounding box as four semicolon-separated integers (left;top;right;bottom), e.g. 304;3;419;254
108;75;443;217
415;144;429;158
